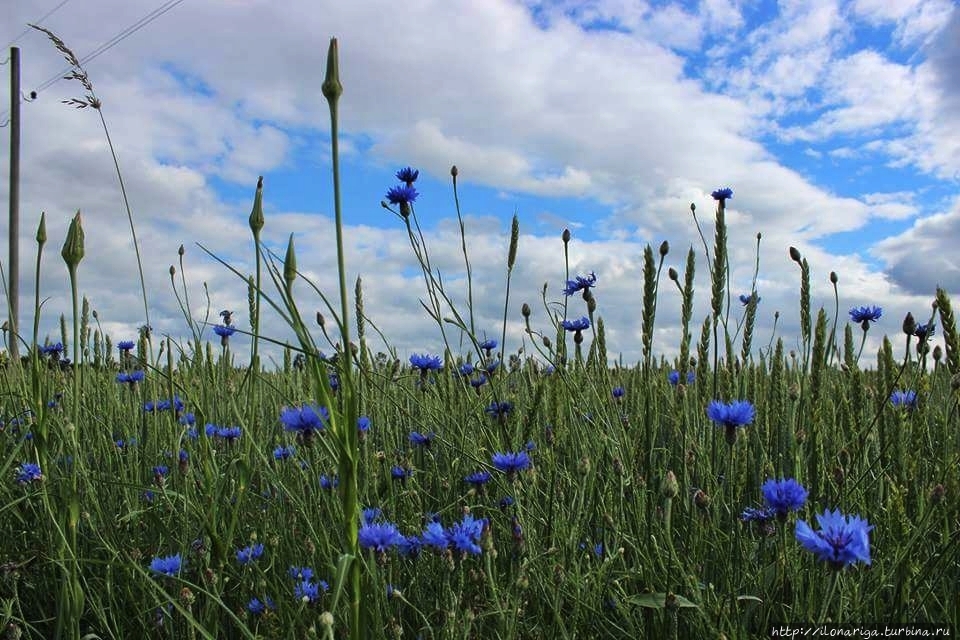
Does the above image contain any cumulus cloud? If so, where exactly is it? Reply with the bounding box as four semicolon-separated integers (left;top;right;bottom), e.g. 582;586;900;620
0;0;953;368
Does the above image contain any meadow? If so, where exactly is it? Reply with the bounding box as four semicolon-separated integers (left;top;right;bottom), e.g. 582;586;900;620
1;36;959;640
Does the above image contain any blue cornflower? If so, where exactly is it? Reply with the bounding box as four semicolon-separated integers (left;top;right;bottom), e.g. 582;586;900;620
668;370;681;386
319;474;339;490
499;496;515;509
422;521;449;550
485;359;501;374
362;507;383;524
485;401;513;420
236;543;265;565
739;293;760;306
741;506;776;523
213;324;236;346
357;416;371;434
711;187;734;201
795;509;873;569
470;375;488;389
761;478;808;518
39;342;64;356
612;386;625;399
152;465;169;479
246;596;274;615
215;426;242;442
890;390;917;409
178;449;188;464
478;338;498;352
459;363;475;376
117;340;135;352
409;431;435;448
280;404;329;439
179;412;196;426
116;370;145;384
14;462;43;485
149;553;183;577
143;490;155;503
396;166;420;185
564;272;597;297
562;317;590;332
448;514;486;556
359;521;405;553
707;400;755;445
706;400;755;428
409;353;443;371
273;444;296;460
391;466;412;482
294;580;323;603
491;451;532;477
288;566;314;581
213;324;235;338
914;322;935;341
687;370;696;384
849;305;882;324
386;185;419;206
464;470;492;487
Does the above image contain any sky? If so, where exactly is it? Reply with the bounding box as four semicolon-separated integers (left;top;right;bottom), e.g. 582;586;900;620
0;0;958;369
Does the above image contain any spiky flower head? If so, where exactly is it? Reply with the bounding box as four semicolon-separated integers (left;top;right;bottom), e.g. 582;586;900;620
795;508;873;569
711;187;733;202
761;478;808;519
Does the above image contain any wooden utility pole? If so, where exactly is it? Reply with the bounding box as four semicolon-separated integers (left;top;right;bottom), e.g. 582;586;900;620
7;46;20;361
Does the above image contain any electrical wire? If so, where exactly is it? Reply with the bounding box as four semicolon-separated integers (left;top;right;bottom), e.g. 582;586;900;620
0;0;187;124
2;0;75;50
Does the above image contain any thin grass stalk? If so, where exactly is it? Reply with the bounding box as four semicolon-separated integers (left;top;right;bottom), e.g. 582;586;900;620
322;38;362;639
249;177;265;370
451;166;476;339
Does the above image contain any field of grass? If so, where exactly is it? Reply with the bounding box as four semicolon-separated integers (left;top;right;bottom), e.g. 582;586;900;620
2;36;959;640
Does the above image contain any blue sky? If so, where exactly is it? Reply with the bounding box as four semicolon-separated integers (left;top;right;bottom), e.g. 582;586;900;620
0;0;958;365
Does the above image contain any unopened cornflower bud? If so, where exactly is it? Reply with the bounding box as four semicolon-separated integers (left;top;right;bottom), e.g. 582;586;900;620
668;267;679;281
542;335;551;349
693;489;710;510
521;303;531;318
660;471;678;499
36;211;46;246
577;456;591;475
931;483;946;504
562;228;571;244
61;211;85;270
903;312;916;336
933;345;942;362
830;271;838;284
659;240;669;257
317;312;325;328
249;176;265;235
789;246;801;263
169;265;175;277
283;234;297;289
178;244;185;257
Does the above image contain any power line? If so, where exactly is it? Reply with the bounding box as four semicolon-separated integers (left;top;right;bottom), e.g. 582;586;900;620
2;0;75;51
0;0;186;123
32;0;186;95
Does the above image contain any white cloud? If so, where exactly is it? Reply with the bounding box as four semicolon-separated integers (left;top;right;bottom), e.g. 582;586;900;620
0;0;953;368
